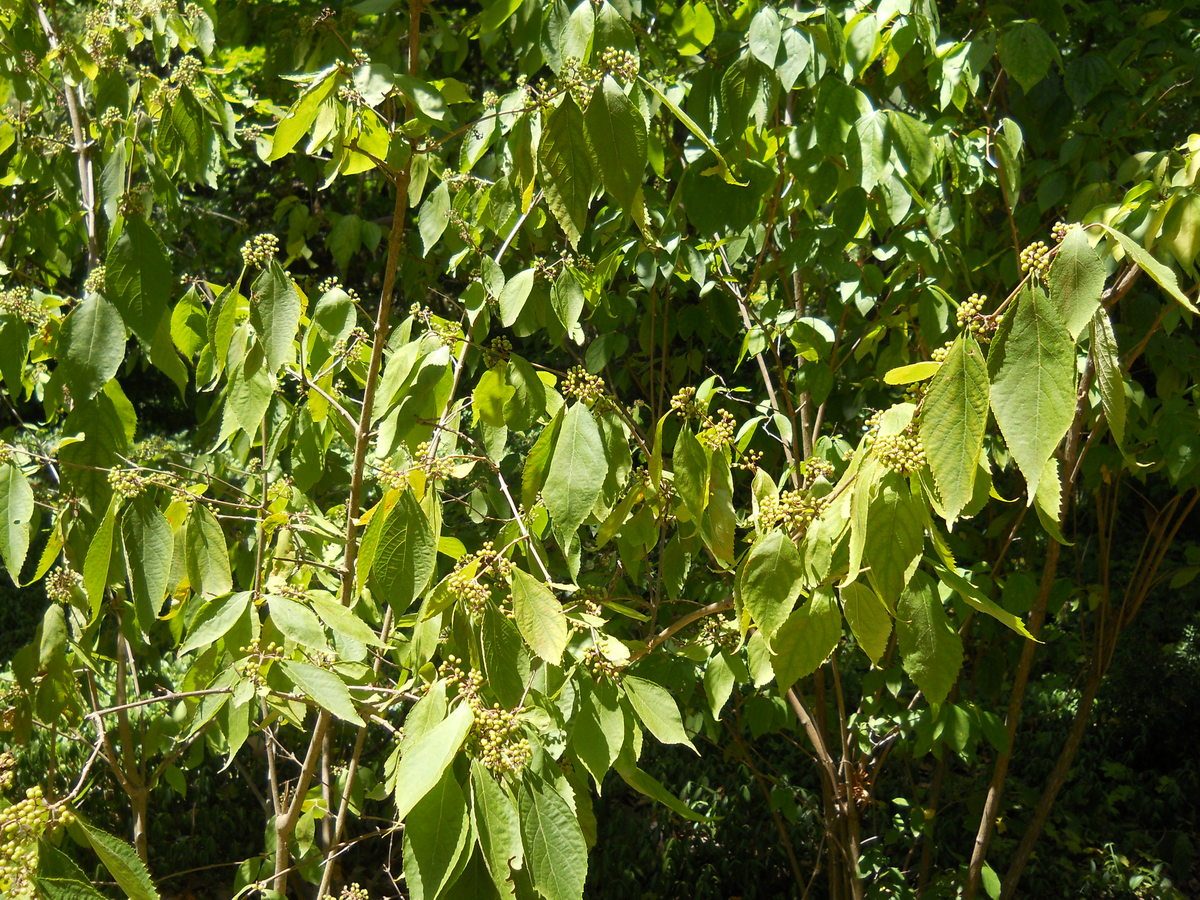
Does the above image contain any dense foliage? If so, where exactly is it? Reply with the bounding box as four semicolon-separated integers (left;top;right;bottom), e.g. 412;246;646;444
1;1;1198;898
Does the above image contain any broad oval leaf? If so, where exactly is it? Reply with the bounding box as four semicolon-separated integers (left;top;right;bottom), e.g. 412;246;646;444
895;571;963;706
56;296;126;400
371;488;436;612
518;777;588;900
543;403;606;548
584;75;647;213
0;461;33;584
281;660;364;726
394;702;474;822
1050;226;1105;340
511;567;568;664
622;675;696;751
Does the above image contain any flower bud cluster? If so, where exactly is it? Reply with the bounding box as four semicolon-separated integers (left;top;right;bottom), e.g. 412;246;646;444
758;489;828;539
375;460;407;492
0;783;75;897
339;884;370;900
484;336;512;368
0;444;12;466
108;466;147;500
670;386;702;419
413;441;456;481
698;409;736;450
582;645;624;680
0;286;47;328
84;266;107;295
1051;221;1073;243
599;48;639;81
563;366;606;406
931;341;954;363
873;424;926;475
240;233;279;269
448;542;515;617
237;638;281;684
442;657;531;776
699;615;739;652
1019;240;1052;277
482;90;500;109
45;567;83;605
801;457;835;486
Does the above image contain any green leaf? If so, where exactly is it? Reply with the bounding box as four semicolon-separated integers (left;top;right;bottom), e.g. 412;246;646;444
56;296;126;400
1032;454;1071;545
772;587;843;691
614;754;707;822
622;675;696;751
883;361;940;385
268;68;338;161
418;180;451;255
1050;226;1105;340
481;605;530;708
249;261;300;374
988;286;1076;501
499;268;536;328
571;679;625;785
184;503;232;598
0;461;33;584
281;660;364;726
543;403;606;548
511;567;568;664
518;777;588;900
538;96;596;247
638;77;741;185
672;425;709;525
862;471;925;608
179;591;252;655
480;0;524;35
394;75;451;123
471;761;524;894
841;582;891;664
934;565;1036;640
919;334;990;524
895;571;963;706
80;821;162;900
551;267;585;333
748;5;782;66
584;75;647;214
1090;308;1126;447
371;488;436;613
121;496;174;632
671;0;715;55
394;703;474;821
309;592;386;648
1096;223;1198;313
474;365;516;428
403;769;471;900
269;595;328;650
737;529;804;646
998;21;1059;92
105;215;171;345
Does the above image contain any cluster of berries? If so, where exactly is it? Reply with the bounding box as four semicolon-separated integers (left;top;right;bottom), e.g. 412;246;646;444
872;425;927;475
484;336;512;368
44;567;83;605
758;489;828;539
0;286;46;328
956;292;1000;341
581;644;624;680
442;657;531;776
1019;240;1052;277
562;366;607;407
241;233;279;269
1;781;75;898
448;542;515;617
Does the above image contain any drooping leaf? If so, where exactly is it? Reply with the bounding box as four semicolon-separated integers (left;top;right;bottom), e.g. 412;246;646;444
249;261;301;374
510;567;568;664
518;777;588;900
281;660;364;726
394;703;474;822
737;529;804;646
184;503;232;598
0;461;34;584
269;595;328;651
895;571;963;706
862;471;925;608
771;587;843;690
919;334;990;524
1050;226;1105;340
80;822;162;900
471;761;523;895
56;296;126;400
105;216;171;346
539;97;596;247
1096;223;1198;313
934;565;1036;640
584;75;647;214
622;675;696;751
179;592;252;655
998;22;1059;93
371;488;436;612
841;582;892;665
403;768;471;900
268;67;338;161
543;403;606;547
1090;308;1126;447
121;495;174;632
614;754;707;822
988;286;1076;501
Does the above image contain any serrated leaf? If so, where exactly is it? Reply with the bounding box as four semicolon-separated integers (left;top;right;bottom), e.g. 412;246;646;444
584;75;646;213
883;361;940;385
998;21;1058;92
539;96;596;247
184;503;232;597
895;571;963;706
471;761;523;895
988;286;1076;501
268;68;338;161
269;594;328;650
737;529;804;645
772;587;843;690
80;821;162;900
511;567;568;664
543;403;606;548
121;496;174;633
1090;308;1126;447
371;488;435;613
519;777;588;900
934;565;1037;640
622;675;696;750
841;582;891;664
1097;223;1198;313
1050;226;1105;339
179;592;251;655
395;703;474;821
56;296;126;400
0;461;33;584
919;334;990;524
249;261;300;374
403;768;471;900
281;660;363;726
862;471;925;607
105;215;171;346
